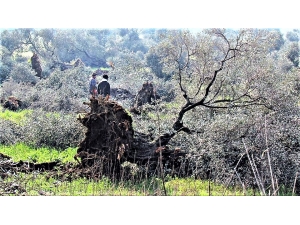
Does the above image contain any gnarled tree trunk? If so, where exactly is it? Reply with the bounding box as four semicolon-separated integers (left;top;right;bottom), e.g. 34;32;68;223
76;96;190;180
31;52;43;78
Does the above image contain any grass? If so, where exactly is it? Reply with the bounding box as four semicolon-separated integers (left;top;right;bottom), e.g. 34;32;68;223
141;104;178;121
21;176;158;196
0;143;77;163
146;111;173;121
2;172;255;196
165;177;254;196
0;143;257;196
0;108;32;125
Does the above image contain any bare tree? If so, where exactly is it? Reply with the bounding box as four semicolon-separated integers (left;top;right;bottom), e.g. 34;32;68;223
153;29;276;137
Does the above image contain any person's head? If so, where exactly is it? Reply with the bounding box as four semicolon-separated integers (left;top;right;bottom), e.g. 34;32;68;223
92;73;97;78
103;74;108;80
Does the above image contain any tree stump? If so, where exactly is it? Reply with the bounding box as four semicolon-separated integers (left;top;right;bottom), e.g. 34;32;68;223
76;96;191;180
130;81;160;115
76;96;134;179
31;52;43;78
2;96;23;111
134;81;160;106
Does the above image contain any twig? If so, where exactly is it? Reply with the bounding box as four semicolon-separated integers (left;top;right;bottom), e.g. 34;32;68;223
154;97;167;196
292;172;298;196
251;153;266;195
235;170;246;195
272;177;280;196
265;115;276;195
208;176;211;196
223;153;245;195
243;139;265;196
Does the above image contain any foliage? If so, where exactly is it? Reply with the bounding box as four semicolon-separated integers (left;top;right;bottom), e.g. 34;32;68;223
0;108;85;149
20;109;85;149
164;65;300;194
0;119;22;145
1;67;92;112
8;62;38;84
146;50;170;80
286;42;299;67
286;30;299;42
28;67;91;112
0;46;15;83
152;29;278;132
269;29;285;51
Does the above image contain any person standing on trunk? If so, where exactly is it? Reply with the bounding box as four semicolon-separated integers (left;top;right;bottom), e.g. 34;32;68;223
89;72;98;98
98;74;110;99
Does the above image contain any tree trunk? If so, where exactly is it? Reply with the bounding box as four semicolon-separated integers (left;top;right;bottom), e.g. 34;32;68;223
76;96;190;180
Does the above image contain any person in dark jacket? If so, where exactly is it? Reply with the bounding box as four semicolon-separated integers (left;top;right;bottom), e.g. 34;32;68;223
97;74;110;99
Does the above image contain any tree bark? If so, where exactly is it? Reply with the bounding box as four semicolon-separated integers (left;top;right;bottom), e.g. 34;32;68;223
76;97;190;180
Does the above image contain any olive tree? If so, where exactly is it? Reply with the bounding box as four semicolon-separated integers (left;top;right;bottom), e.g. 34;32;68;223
149;29;300;194
153;29;277;136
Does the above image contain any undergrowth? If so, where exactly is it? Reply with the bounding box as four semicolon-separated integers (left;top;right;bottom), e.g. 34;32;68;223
1;173;253;196
0;143;294;196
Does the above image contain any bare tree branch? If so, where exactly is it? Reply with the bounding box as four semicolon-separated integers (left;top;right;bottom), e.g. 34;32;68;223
169;29;272;132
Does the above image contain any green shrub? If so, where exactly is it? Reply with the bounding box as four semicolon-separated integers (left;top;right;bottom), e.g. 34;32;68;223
9;62;38;84
20;109;85;149
0;119;22;145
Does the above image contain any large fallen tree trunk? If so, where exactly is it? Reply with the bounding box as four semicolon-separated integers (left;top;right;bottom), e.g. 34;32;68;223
76;96;191;180
0;152;61;180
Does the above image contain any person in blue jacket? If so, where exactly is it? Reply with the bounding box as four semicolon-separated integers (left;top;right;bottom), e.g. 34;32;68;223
89;72;98;98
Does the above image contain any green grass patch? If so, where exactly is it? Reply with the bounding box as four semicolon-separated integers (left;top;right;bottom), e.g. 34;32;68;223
0;142;280;196
27;176;156;196
164;102;181;110
146;111;173;121
0;109;32;125
0;143;284;196
165;177;254;196
100;67;111;71
0;143;77;163
3;174;163;196
2;173;260;196
0;108;73;125
144;102;181;120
